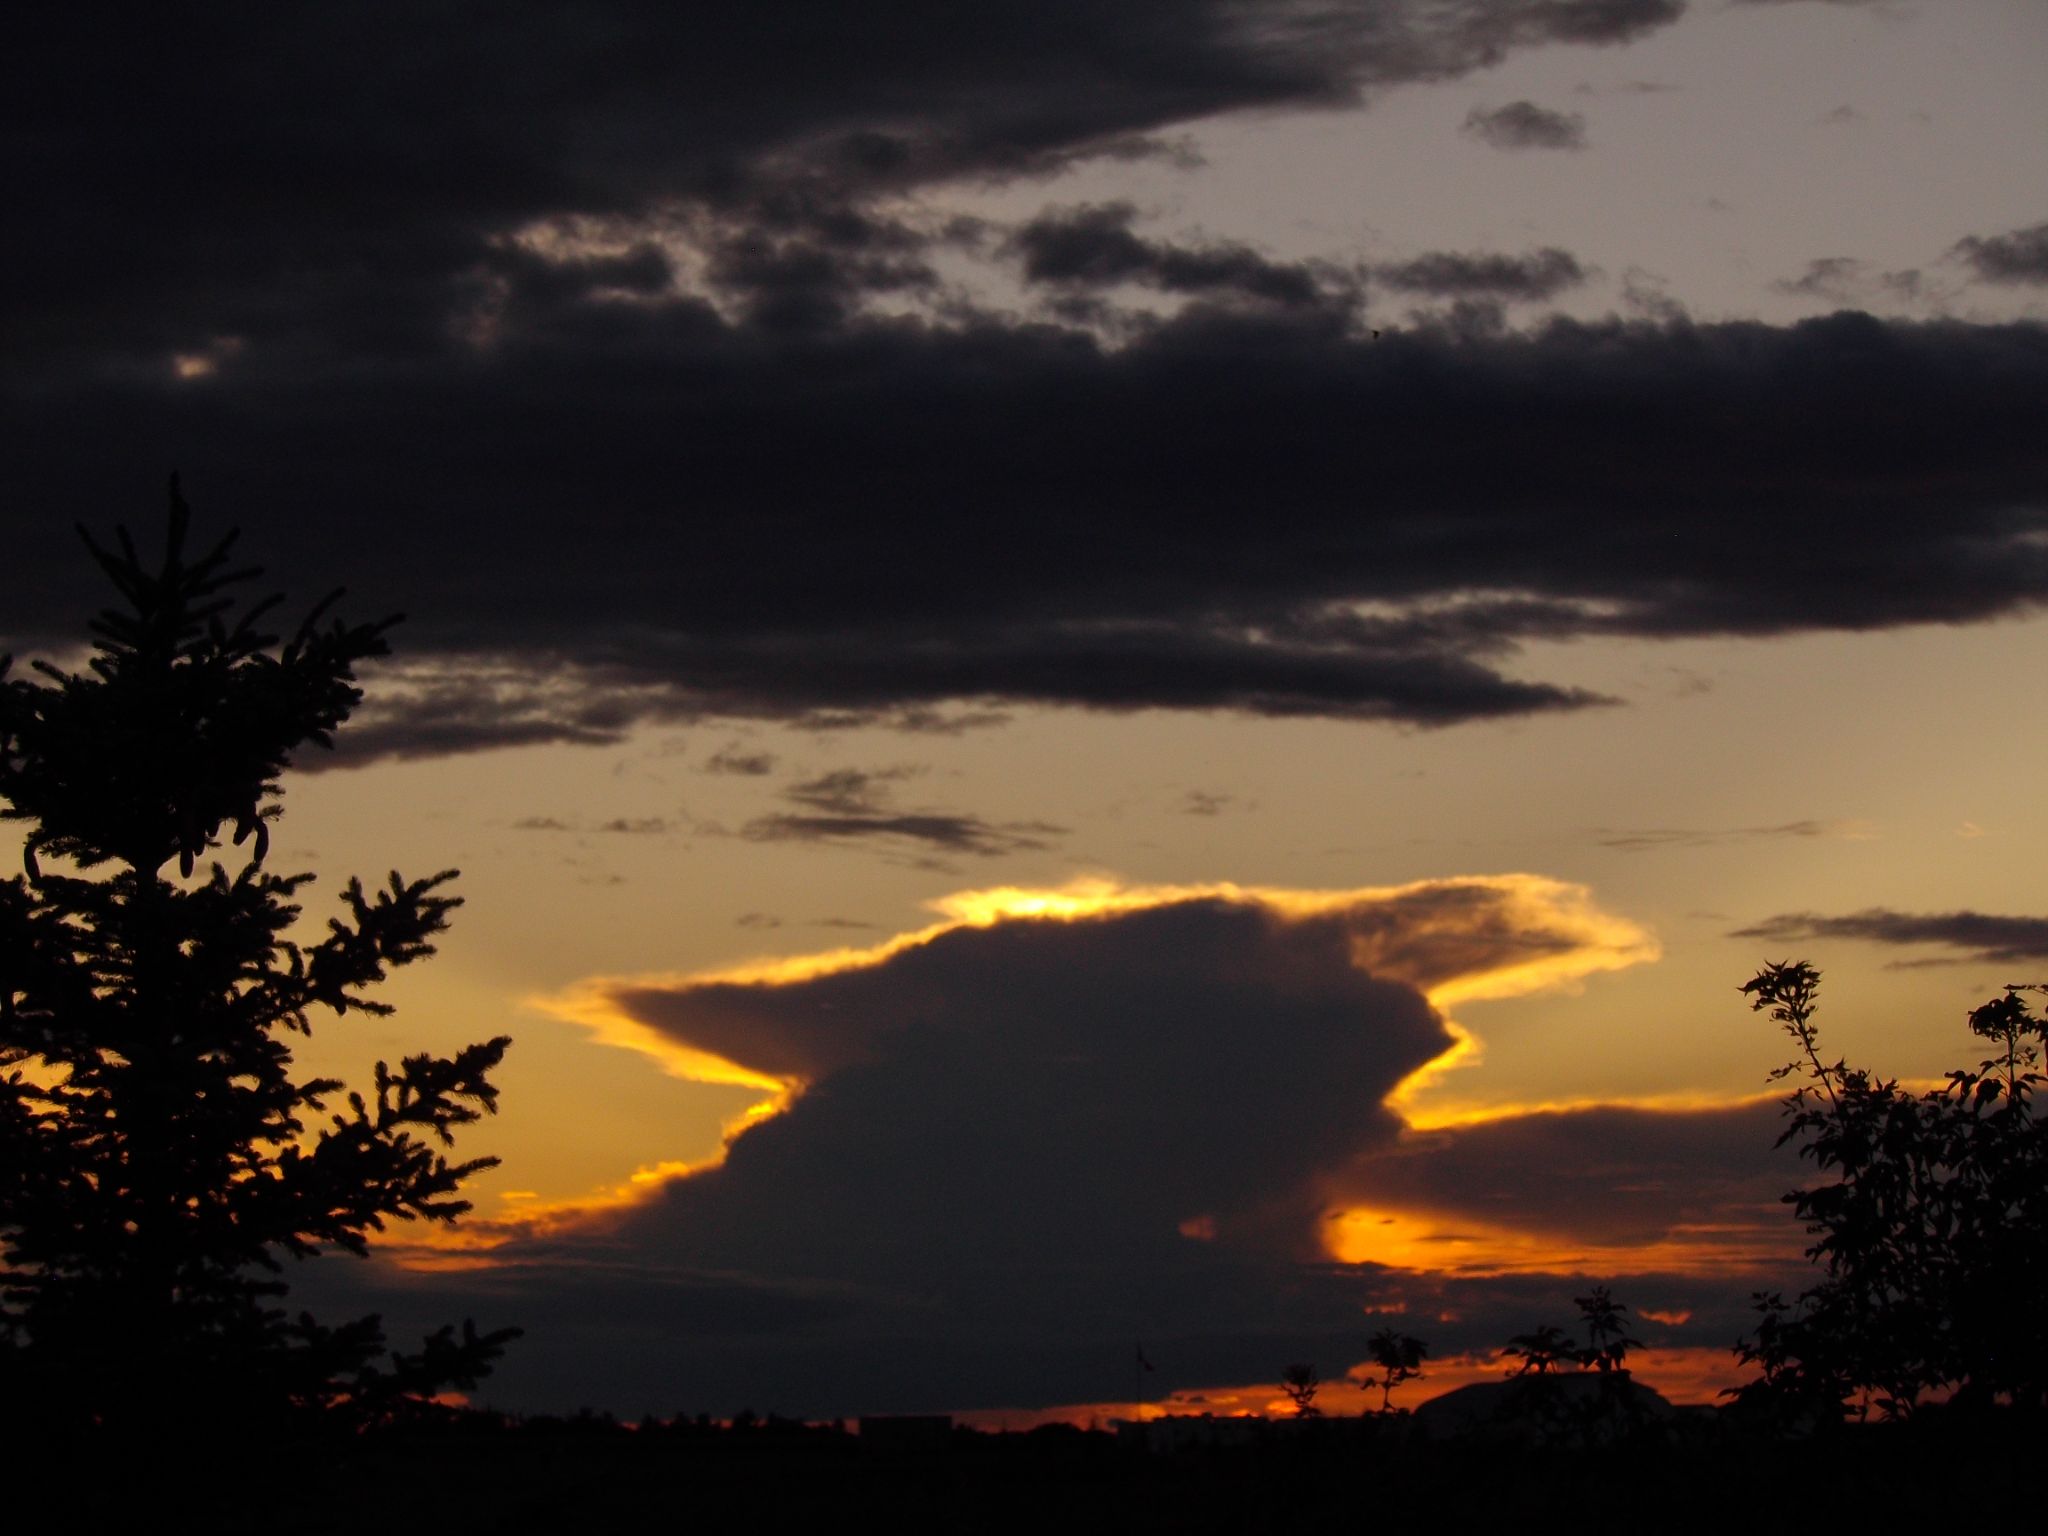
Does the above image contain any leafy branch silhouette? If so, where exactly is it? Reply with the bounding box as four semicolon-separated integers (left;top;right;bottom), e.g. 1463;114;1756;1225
1732;960;2047;1420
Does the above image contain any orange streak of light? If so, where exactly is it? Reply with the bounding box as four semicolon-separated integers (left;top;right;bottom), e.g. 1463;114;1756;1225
1324;1203;1800;1277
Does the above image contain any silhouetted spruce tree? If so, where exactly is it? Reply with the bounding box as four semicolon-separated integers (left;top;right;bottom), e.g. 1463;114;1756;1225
0;481;515;1431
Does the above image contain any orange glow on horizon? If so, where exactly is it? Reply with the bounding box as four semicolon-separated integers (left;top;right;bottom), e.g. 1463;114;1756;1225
953;1344;1752;1430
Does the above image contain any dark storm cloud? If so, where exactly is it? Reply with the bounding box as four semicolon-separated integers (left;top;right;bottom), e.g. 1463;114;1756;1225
433;883;1684;1413
1462;101;1589;150
1374;248;1589;302
1733;908;2048;966
740;766;1065;857
13;308;2048;755
1951;222;2048;286
9;1;2047;762
278;881;1787;1416
6;1;1683;366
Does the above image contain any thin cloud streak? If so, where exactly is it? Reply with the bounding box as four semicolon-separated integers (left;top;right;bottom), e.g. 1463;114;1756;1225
739;767;1067;857
1733;907;2048;966
1597;818;1876;852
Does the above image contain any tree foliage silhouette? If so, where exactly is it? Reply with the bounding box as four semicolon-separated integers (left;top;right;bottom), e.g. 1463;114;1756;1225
0;482;516;1430
1365;1327;1427;1412
1503;1323;1577;1376
1734;961;2048;1420
1574;1286;1638;1375
1279;1362;1322;1417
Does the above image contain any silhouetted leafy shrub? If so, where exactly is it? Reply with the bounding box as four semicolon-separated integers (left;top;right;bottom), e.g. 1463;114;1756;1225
1279;1361;1321;1417
1365;1327;1427;1412
1734;961;2047;1419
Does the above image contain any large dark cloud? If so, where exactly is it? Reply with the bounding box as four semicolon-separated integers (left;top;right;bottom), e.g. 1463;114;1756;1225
296;1046;1808;1416
1733;908;2048;966
509;893;1462;1411
6;1;1682;363
8;1;2046;761
10;303;2047;755
277;880;1805;1417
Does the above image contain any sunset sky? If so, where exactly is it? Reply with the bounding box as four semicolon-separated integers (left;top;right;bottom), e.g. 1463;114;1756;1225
7;0;2048;1420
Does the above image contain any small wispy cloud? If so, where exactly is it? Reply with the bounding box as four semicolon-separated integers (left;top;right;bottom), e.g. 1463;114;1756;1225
1732;907;2048;967
1773;256;1930;306
741;766;1064;858
1597;818;1874;852
512;814;675;835
1462;101;1586;152
705;744;778;776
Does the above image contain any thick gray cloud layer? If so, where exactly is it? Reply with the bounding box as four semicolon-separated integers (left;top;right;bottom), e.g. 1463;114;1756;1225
13;310;2046;763
8;2;2044;762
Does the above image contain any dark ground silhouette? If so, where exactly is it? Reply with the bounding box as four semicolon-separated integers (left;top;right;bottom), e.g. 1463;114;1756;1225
13;1404;2043;1534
